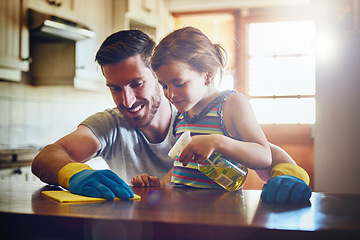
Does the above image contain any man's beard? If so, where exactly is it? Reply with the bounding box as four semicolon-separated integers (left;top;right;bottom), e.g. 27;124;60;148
119;84;162;128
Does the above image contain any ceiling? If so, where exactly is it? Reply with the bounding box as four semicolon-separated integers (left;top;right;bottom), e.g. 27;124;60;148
167;0;312;13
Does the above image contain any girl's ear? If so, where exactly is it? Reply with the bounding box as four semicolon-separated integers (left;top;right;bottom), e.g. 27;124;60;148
205;72;215;86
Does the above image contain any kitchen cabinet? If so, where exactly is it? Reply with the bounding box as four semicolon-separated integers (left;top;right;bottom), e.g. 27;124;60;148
73;0;113;91
113;0;172;42
25;0;77;21
127;0;158;36
75;0;171;90
0;0;29;82
24;0;112;91
129;0;157;17
1;0;170;89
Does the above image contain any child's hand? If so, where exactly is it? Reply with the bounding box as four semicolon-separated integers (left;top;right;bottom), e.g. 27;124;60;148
131;174;160;187
179;135;219;166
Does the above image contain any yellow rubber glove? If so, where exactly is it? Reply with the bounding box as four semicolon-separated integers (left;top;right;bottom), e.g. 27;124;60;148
58;162;92;189
271;163;310;185
58;162;134;200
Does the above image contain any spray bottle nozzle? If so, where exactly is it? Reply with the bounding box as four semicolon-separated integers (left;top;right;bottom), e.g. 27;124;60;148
168;130;192;159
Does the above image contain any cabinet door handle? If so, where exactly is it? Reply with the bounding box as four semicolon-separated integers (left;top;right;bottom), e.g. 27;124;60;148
13;167;22;175
20;56;32;63
47;0;62;7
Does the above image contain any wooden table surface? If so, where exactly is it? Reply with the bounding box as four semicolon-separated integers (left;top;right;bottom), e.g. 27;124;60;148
0;180;359;240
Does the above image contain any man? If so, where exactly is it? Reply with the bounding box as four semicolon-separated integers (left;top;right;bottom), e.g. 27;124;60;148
31;30;311;204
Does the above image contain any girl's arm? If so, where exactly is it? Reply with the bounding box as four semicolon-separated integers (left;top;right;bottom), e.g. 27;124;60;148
220;92;272;169
178;92;271;170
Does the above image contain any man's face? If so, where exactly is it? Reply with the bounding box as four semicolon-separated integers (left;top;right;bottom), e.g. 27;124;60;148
103;55;162;128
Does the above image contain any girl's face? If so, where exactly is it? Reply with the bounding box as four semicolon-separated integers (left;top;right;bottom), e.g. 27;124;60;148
155;61;209;113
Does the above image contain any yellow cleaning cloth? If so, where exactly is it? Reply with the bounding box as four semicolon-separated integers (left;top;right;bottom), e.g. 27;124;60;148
42;190;141;203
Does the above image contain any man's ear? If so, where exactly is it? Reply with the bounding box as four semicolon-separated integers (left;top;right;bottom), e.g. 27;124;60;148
205;72;215;85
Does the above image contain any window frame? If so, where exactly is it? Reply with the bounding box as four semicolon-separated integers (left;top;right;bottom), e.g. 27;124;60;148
235;7;315;95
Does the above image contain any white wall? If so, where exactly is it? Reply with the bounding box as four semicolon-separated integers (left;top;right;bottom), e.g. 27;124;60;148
314;33;360;194
0;81;115;149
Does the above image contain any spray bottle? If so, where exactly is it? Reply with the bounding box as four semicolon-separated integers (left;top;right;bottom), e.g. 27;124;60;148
168;131;248;191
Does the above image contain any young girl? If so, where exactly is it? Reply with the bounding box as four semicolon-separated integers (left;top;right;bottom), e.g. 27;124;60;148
131;26;271;189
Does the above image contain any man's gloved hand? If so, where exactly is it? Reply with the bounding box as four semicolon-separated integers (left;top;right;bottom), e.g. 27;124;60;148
261;163;312;204
58;163;134;200
261;175;311;204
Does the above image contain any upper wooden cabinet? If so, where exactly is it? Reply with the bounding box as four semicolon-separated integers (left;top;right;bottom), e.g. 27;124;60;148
0;0;171;88
23;0;112;90
128;0;158;30
72;0;113;91
0;0;29;81
25;0;76;21
129;0;157;16
113;0;172;42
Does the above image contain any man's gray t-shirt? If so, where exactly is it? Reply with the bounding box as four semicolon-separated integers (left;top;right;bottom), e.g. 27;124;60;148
80;106;176;184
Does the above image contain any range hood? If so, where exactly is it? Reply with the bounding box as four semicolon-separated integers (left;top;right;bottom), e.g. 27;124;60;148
28;9;96;41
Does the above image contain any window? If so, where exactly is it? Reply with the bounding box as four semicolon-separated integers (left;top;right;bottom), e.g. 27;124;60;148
246;20;316;124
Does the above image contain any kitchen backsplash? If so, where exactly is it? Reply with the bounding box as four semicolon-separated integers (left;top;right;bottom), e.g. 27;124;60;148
0;81;115;149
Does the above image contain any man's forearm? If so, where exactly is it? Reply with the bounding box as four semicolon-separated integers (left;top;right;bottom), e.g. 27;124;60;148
254;143;296;182
269;143;296;166
31;144;75;185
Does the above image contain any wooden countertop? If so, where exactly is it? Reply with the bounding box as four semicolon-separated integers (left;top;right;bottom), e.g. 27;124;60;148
0;180;359;240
